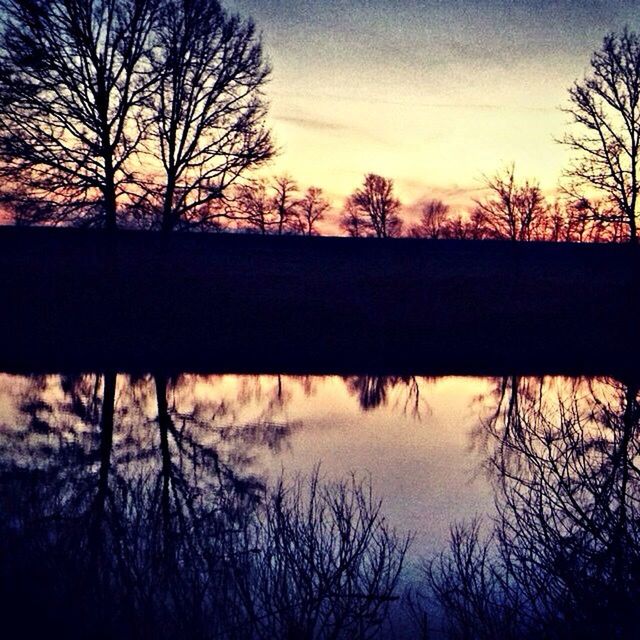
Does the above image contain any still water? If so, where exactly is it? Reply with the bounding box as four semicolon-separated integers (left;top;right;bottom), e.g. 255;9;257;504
0;374;494;546
0;372;637;639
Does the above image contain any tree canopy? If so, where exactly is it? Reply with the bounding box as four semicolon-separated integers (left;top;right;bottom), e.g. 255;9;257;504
0;0;274;230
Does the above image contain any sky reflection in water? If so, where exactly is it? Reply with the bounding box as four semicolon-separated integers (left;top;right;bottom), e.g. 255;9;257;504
1;372;636;639
0;373;492;555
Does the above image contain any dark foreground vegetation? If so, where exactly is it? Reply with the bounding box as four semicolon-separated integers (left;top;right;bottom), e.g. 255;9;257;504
0;226;638;377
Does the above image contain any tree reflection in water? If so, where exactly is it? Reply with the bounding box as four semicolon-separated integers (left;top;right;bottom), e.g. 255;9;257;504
419;376;640;640
0;373;408;640
344;375;426;417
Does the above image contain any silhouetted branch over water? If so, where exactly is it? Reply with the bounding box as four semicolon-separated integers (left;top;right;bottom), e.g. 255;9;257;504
0;373;409;639
417;377;640;639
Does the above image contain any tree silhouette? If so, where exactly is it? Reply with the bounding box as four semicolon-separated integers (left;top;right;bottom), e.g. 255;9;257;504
409;199;450;239
343;174;403;238
472;165;547;241
231;469;410;640
562;29;640;244
271;175;299;235
0;372;409;639
543;197;625;243
421;376;640;639
339;196;371;237
232;175;323;235
148;0;274;232
233;178;272;234
0;0;157;229
0;0;273;230
294;186;329;236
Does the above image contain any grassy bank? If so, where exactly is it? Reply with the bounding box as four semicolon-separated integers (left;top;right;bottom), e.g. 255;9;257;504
0;227;637;376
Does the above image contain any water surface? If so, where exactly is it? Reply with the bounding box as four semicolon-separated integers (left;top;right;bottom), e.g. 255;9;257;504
1;372;637;639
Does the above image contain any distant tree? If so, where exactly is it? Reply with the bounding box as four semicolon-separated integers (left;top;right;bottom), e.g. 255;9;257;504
347;173;403;238
339;197;371;237
440;215;469;239
537;197;625;243
233;175;309;235
294;186;329;236
0;0;157;229
271;175;299;235
544;200;570;242
234;179;272;234
554;198;599;242
426;211;487;240
473;165;547;241
564;198;596;242
409;199;450;238
464;207;492;239
148;0;274;232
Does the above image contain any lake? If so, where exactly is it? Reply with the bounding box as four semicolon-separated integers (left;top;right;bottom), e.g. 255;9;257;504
1;370;636;638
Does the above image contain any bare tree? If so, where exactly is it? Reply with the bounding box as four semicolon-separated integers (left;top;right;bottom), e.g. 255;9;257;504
0;374;409;639
271;175;299;235
409;199;449;239
0;0;157;229
294;186;329;236
0;372;302;638
464;208;492;240
346;173;403;238
562;29;640;244
148;0;274;232
473;165;547;241
544;198;617;243
422;377;640;639
233;179;272;234
232;469;410;640
339;196;371;237
0;0;273;232
232;176;302;235
423;519;521;640
439;214;472;240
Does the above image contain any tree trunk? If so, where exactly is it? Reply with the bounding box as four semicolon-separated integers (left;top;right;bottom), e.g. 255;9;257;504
103;173;118;231
629;216;638;244
155;374;173;549
161;179;177;233
97;371;117;512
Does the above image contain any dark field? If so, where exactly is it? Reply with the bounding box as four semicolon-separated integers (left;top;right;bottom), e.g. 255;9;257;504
0;227;638;376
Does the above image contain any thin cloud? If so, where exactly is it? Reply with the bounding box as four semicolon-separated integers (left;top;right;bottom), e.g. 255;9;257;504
273;111;394;146
271;89;555;112
275;114;349;132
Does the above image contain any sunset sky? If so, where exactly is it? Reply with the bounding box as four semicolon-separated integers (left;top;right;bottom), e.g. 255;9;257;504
228;0;640;215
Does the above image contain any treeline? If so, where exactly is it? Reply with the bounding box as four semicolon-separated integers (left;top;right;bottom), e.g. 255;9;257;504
0;1;639;244
370;166;628;243
182;166;627;242
339;165;628;242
